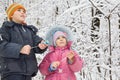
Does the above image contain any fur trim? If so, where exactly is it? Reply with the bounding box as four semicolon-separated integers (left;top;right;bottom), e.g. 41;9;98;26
45;25;74;46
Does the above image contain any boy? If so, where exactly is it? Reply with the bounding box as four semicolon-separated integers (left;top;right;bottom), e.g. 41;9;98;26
0;3;47;80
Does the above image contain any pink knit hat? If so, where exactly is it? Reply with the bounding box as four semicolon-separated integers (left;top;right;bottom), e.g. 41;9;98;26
53;31;67;45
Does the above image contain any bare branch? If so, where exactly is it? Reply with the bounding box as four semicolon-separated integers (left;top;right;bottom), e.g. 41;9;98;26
108;3;120;17
89;0;106;16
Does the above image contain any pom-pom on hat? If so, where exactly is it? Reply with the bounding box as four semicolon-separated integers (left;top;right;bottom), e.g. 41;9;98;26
6;3;26;21
53;31;67;45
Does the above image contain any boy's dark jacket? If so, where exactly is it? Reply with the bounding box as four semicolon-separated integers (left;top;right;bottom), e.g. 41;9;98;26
0;21;46;77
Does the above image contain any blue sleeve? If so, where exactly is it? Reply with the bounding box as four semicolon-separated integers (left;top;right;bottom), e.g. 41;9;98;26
68;59;73;64
48;63;57;72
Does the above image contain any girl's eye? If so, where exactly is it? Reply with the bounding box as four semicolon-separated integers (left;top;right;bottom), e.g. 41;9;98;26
61;36;65;38
57;37;60;39
57;36;65;40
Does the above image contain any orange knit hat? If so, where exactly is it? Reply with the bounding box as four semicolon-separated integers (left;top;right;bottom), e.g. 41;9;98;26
6;3;26;21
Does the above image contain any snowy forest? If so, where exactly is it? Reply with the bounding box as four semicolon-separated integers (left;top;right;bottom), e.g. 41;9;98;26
0;0;120;80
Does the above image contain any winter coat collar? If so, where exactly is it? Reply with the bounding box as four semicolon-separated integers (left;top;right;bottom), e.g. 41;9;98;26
2;21;38;33
3;21;15;27
3;21;25;27
48;41;72;52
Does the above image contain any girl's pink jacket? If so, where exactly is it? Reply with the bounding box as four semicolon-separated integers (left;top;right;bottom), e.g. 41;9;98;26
39;42;83;80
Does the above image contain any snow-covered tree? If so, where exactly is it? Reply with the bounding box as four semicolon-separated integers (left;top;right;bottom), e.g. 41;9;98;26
0;0;120;80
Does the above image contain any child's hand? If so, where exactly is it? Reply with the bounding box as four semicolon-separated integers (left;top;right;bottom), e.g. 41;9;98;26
51;61;60;69
20;45;31;55
38;40;48;50
67;51;75;62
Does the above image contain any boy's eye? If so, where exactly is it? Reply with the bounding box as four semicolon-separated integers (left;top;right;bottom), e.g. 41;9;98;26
17;9;26;13
17;9;21;11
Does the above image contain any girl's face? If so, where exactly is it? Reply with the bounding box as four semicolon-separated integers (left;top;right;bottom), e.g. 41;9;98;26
55;36;67;47
11;8;26;24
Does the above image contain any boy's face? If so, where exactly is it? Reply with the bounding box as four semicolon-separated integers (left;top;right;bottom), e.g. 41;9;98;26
55;36;67;47
11;9;26;24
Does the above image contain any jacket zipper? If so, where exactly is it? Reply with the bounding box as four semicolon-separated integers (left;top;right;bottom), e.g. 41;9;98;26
21;25;27;73
22;26;26;32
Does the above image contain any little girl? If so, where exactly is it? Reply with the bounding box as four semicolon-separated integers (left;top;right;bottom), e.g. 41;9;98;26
39;26;83;80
